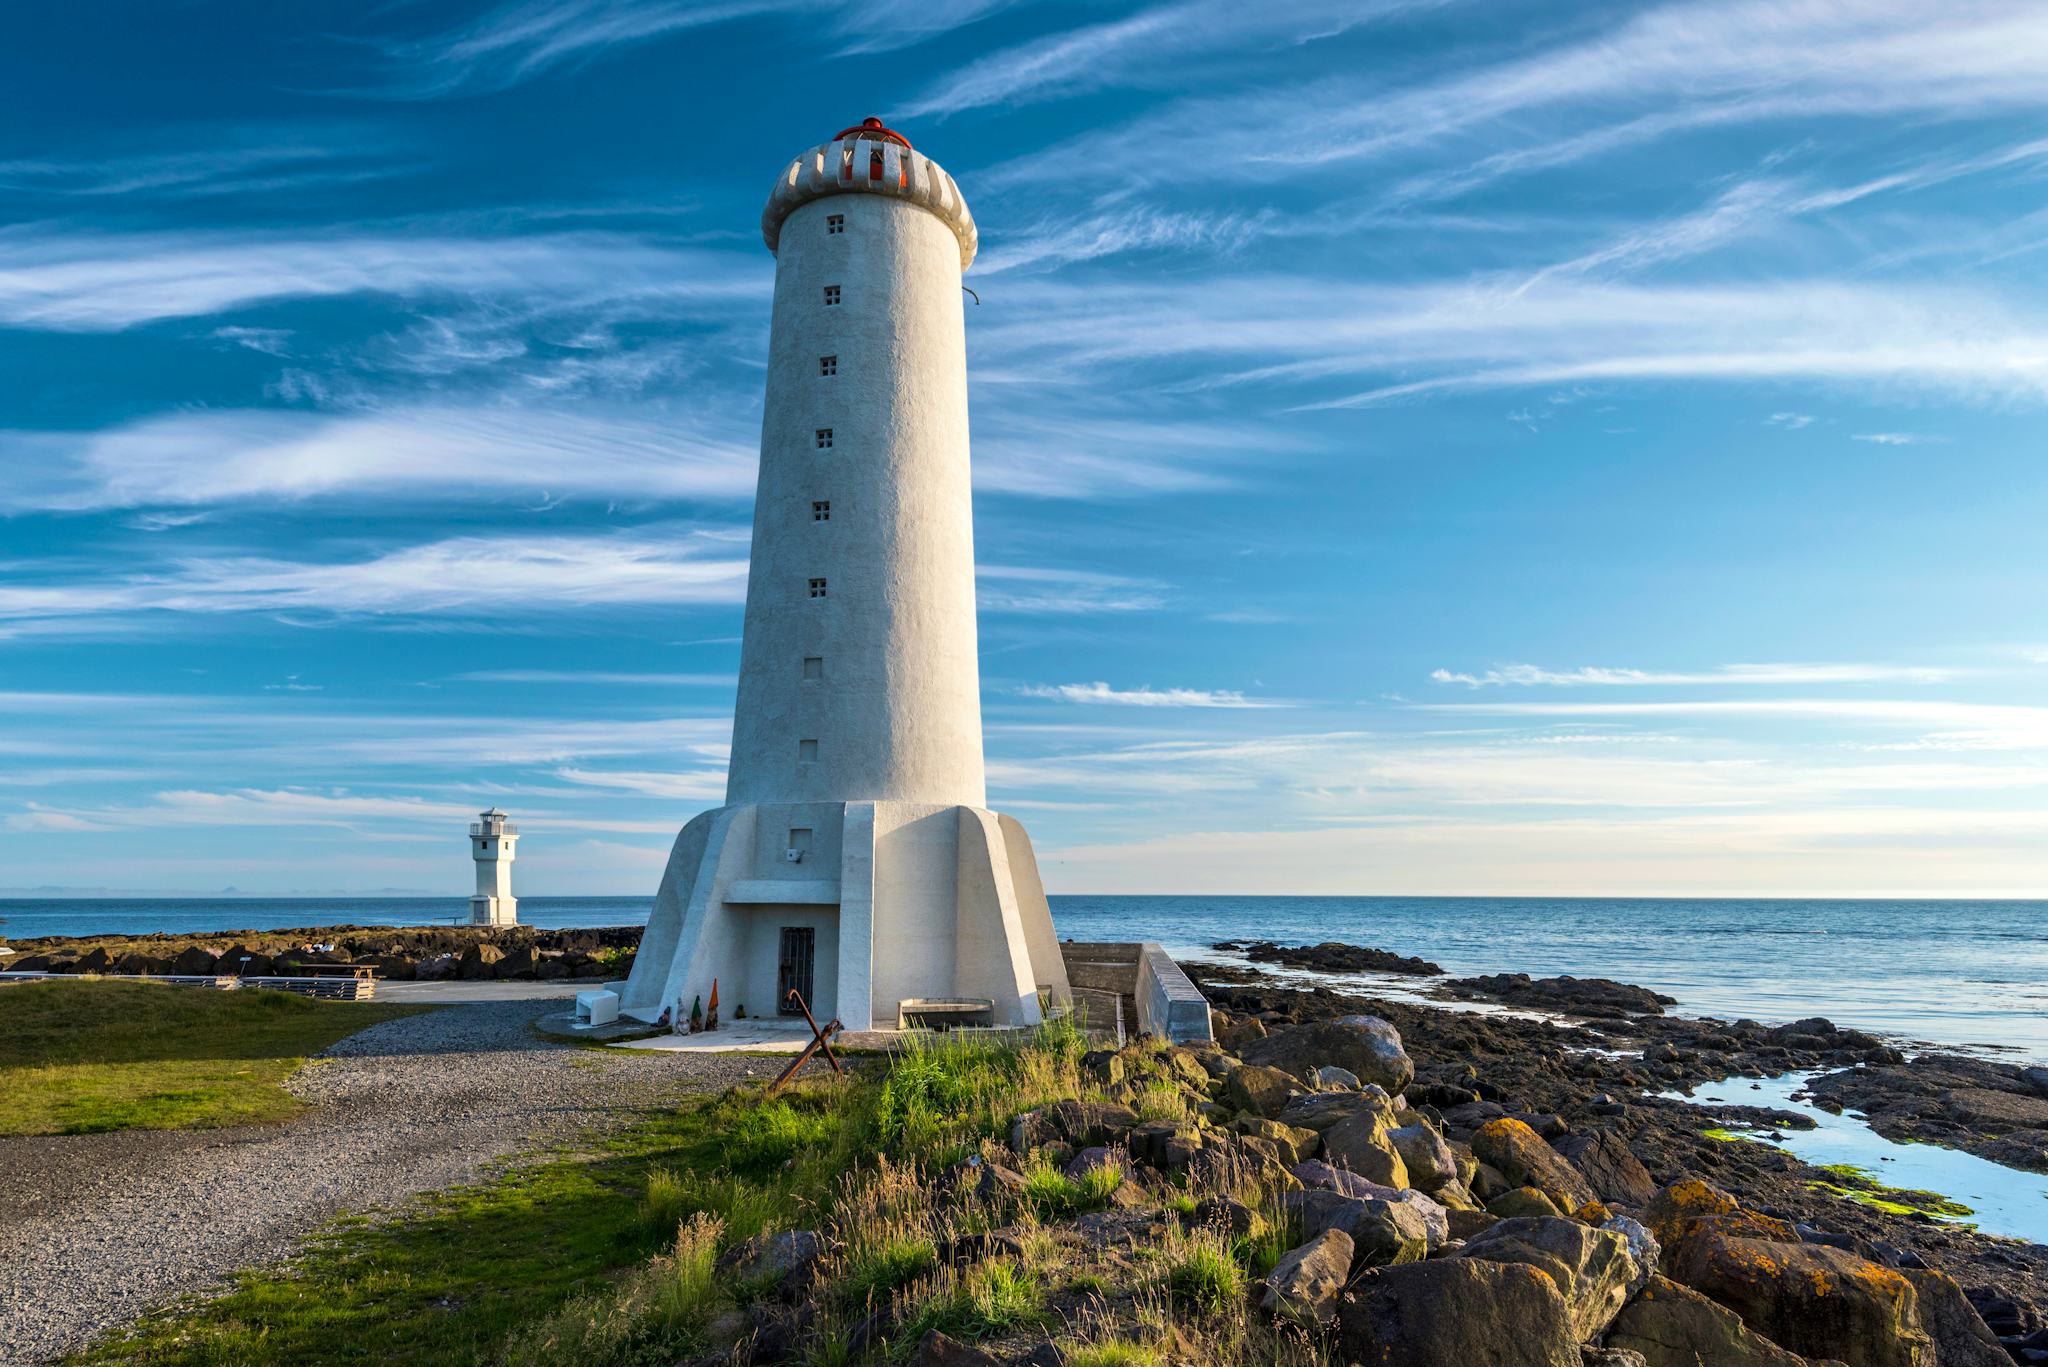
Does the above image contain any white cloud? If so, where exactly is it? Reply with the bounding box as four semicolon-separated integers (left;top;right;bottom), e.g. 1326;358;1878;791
1851;432;1936;445
1429;662;1958;687
973;273;2048;409
0;529;749;626
1415;698;2048;751
555;766;728;799
456;670;734;685
976;564;1165;614
1766;412;1815;429
3;404;758;510
1019;682;1285;709
898;0;1426;119
0;228;763;331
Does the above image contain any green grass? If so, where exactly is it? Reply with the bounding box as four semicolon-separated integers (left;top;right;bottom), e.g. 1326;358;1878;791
1165;1230;1246;1317
1066;1340;1162;1367
0;979;423;1137
897;1261;1052;1349
71;1077;862;1366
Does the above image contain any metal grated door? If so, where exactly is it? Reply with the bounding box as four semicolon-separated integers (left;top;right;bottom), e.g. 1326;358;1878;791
777;927;816;1014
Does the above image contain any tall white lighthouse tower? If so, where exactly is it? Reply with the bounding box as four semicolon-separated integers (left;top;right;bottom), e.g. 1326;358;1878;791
620;118;1069;1030
469;807;519;926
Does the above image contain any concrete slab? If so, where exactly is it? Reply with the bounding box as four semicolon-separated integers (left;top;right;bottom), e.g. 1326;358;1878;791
378;980;586;1003
612;1020;820;1054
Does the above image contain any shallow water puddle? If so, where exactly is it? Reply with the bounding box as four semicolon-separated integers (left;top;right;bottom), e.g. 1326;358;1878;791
1663;1071;2048;1244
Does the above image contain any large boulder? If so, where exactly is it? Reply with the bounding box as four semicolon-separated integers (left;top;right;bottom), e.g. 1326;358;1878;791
1337;1259;1579;1367
492;945;540;979
1557;1129;1658;1207
1644;1179;1739;1246
1322;1110;1410;1188
1666;1215;1932;1367
1243;1015;1414;1094
1388;1120;1460;1193
1602;1214;1661;1295
1607;1274;1828;1367
1045;1100;1139;1147
1290;1165;1447;1250
1283;1190;1426;1269
456;944;505;979
1897;1270;2008;1367
716;1229;824;1300
1457;1216;1639;1341
1261;1228;1352;1326
1472;1118;1595;1214
1278;1086;1398;1134
1223;1064;1302;1118
1237;1116;1318;1166
170;945;220;976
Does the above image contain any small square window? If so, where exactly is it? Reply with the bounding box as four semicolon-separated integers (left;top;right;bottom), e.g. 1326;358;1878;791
823;285;840;306
815;428;833;449
802;656;823;680
819;355;837;376
812;500;830;522
789;826;813;852
808;577;828;598
798;739;818;763
826;214;844;234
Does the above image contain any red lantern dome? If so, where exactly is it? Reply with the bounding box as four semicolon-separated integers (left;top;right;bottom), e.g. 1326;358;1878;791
833;116;912;150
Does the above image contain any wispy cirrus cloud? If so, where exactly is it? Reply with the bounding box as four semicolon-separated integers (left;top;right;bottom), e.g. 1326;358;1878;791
0;529;751;627
976;273;2048;409
3;404;758;510
0;132;405;200
363;0;1020;98
898;0;1432;120
0;227;763;331
1429;662;1960;687
1019;682;1285;708
976;564;1165;615
993;0;2048;197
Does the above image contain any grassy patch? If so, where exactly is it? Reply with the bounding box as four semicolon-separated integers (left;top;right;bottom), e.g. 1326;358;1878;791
0;979;423;1137
1164;1227;1246;1317
897;1260;1052;1348
71;1075;863;1366
1699;1126;1761;1144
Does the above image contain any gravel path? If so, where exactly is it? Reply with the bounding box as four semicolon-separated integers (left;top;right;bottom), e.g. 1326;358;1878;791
0;1000;768;1365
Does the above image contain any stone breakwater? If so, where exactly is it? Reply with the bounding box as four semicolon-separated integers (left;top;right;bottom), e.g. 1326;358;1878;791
3;923;640;982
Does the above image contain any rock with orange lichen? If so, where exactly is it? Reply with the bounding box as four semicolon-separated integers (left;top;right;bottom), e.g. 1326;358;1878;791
1644;1178;1741;1247
1607;1274;1840;1367
1667;1219;1934;1367
1471;1117;1596;1214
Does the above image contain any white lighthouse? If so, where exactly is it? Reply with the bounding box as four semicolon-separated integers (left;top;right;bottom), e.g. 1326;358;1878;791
620;118;1069;1030
469;807;519;926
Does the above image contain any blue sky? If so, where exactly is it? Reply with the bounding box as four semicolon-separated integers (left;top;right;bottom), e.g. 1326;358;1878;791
3;0;2046;898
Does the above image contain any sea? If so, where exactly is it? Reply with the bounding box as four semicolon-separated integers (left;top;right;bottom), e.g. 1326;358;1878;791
4;895;2044;1063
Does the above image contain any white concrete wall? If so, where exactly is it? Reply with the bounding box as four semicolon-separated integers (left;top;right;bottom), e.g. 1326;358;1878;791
727;181;986;810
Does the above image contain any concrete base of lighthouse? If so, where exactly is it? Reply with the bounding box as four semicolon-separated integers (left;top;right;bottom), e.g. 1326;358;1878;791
618;803;1069;1031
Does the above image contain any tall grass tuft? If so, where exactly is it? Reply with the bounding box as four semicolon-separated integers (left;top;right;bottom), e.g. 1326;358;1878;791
1164;1225;1246;1318
504;1211;725;1367
896;1259;1052;1347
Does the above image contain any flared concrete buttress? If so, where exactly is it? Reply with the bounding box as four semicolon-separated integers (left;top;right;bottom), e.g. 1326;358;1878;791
618;801;1068;1029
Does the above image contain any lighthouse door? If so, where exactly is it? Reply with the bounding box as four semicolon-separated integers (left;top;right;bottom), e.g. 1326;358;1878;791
776;927;816;1014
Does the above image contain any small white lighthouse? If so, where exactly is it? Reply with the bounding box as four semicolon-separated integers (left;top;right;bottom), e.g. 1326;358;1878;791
620;117;1069;1030
469;808;519;926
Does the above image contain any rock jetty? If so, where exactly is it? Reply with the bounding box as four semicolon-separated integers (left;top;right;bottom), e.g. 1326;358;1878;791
3;924;638;982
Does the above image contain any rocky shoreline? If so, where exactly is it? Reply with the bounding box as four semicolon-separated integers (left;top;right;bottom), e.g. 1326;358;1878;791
1185;955;2048;1360
1;923;638;982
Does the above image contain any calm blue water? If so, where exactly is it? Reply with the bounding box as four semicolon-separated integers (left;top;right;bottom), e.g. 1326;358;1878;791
4;895;2044;1062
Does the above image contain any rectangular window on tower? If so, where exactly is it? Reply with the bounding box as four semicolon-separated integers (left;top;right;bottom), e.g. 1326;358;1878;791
798;739;818;764
812;500;830;522
802;656;823;680
826;214;844;234
819;355;837;376
815;428;833;449
808;578;828;598
823;285;840;306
